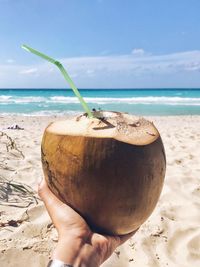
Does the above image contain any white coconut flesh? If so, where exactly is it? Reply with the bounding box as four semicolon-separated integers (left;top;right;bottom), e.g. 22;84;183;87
46;111;159;145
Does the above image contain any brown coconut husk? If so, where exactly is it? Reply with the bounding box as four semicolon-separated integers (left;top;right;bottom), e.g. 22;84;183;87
41;111;166;235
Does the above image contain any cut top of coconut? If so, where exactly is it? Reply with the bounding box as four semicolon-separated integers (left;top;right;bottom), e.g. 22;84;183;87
46;111;159;145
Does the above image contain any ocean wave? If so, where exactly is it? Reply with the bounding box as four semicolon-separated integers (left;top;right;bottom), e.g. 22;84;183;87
29;110;81;116
0;95;47;103
82;96;200;105
0;110;81;117
1;95;200;105
0;95;12;102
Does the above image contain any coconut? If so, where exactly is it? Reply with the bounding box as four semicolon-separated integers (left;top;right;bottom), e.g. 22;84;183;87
41;111;166;235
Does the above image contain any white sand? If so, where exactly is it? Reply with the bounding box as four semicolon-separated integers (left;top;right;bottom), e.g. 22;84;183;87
0;115;200;267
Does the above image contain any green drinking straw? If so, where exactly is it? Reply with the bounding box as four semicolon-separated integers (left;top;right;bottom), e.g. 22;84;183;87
21;44;93;118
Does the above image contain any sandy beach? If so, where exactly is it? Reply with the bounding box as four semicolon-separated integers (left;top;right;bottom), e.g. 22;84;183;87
0;115;200;267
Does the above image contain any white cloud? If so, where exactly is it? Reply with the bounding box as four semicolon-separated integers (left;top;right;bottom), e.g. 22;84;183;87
131;48;145;56
60;50;200;75
6;59;15;64
86;69;95;76
183;62;200;71
1;50;200;88
19;68;38;74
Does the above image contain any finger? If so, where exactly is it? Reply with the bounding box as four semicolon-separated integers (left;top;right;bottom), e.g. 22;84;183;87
38;177;52;201
38;177;86;225
38;177;48;199
38;177;65;211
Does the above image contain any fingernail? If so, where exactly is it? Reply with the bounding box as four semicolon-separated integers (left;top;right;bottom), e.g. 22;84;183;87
38;177;43;186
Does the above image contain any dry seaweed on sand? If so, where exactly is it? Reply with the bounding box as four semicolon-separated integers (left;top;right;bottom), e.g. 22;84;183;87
0;176;39;208
0;131;38;208
0;131;24;159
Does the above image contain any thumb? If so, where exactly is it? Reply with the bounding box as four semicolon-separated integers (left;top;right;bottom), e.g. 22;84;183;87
38;177;55;204
38;177;67;212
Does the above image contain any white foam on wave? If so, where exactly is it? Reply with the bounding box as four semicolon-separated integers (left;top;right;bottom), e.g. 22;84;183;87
0;110;81;117
49;96;200;105
0;95;12;102
0;95;200;105
0;96;46;103
49;96;80;103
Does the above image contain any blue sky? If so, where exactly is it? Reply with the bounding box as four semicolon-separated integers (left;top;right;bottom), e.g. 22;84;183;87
0;0;200;88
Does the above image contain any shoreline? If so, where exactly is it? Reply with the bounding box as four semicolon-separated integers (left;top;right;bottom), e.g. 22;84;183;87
0;115;200;266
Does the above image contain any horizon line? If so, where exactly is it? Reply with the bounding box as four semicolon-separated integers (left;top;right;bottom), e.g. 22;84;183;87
0;87;200;90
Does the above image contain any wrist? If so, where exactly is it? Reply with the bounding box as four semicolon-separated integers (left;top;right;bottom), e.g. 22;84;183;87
52;235;101;267
48;259;73;267
53;235;83;264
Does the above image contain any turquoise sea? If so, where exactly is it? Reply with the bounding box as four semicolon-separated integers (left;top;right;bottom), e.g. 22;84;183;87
0;88;200;116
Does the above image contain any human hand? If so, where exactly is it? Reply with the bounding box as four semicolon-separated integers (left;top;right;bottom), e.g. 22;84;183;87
38;178;137;267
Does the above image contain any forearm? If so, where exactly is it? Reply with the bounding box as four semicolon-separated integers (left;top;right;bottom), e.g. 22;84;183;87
52;236;102;267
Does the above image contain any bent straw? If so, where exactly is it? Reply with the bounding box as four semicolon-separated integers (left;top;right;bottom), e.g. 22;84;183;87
21;44;93;118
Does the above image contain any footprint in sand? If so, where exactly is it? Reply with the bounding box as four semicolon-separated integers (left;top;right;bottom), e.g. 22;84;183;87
166;228;200;265
187;234;200;260
102;246;133;267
